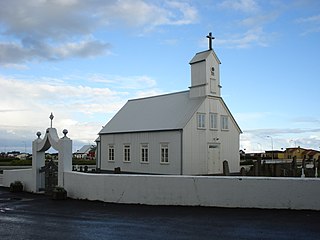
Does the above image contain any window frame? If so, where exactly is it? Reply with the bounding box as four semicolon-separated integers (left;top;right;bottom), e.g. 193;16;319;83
140;143;149;163
209;112;218;130
221;115;229;131
108;144;115;162
123;144;131;162
160;143;169;164
197;113;206;129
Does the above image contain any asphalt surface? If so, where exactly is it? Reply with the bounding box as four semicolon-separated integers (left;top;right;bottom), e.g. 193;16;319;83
0;187;319;240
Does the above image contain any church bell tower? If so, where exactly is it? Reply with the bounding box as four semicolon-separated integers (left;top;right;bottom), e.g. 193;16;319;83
189;32;221;98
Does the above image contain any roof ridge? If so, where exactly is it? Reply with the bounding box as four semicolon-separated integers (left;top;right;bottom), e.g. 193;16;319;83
128;90;189;102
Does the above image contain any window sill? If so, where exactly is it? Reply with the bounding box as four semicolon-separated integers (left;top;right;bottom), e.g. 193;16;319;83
160;162;170;165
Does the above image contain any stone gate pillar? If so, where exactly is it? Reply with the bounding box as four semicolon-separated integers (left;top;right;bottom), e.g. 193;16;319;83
31;132;46;193
57;129;72;187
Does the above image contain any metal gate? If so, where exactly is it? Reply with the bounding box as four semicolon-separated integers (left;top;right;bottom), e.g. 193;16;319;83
39;160;58;195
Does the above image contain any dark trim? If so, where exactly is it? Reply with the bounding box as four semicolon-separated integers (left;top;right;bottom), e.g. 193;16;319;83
189;59;206;65
189;83;207;89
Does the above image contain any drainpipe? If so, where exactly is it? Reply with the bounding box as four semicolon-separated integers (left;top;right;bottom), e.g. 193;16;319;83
180;130;183;175
99;137;102;170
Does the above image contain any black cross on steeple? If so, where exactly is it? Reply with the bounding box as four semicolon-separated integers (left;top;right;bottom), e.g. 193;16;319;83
206;32;215;50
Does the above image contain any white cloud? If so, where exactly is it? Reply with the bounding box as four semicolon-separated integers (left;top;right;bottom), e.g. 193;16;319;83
99;0;198;28
240;12;279;27
0;0;198;66
240;127;320;152
0;73;160;150
216;27;275;48
295;14;320;35
219;0;260;13
296;14;320;23
216;1;282;49
88;74;157;90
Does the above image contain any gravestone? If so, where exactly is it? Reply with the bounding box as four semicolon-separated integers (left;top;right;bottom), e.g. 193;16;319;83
222;160;230;176
240;167;246;176
291;157;297;177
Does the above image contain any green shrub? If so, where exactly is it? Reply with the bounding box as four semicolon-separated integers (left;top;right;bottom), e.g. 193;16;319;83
72;159;96;165
10;159;32;166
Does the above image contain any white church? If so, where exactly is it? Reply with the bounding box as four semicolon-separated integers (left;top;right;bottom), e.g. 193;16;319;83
96;33;242;175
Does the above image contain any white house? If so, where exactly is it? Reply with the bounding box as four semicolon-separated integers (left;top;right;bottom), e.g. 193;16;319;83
96;39;241;175
74;144;96;159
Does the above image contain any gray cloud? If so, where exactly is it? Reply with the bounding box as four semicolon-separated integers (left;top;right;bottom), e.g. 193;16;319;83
0;0;197;65
0;39;110;64
244;128;320;136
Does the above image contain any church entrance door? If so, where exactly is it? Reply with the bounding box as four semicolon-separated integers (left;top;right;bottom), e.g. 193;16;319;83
208;143;220;174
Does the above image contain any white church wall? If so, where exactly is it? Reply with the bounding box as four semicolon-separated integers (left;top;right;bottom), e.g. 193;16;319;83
3;169;33;192
182;97;240;175
211;98;240;173
100;131;182;174
64;172;320;210
182;103;208;175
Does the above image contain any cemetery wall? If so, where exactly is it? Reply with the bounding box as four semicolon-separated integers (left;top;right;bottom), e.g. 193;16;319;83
3;169;33;192
64;172;320;210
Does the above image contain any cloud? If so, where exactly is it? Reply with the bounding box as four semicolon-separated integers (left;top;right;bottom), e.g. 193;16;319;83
219;0;260;13
296;14;320;23
0;72;160;150
99;0;198;28
240;12;279;27
0;0;198;66
214;1;281;49
295;14;320;35
0;39;111;65
240;127;320;152
89;74;157;90
216;27;275;48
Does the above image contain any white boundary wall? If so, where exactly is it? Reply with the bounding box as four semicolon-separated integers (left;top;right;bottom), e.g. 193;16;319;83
64;172;320;210
3;169;33;192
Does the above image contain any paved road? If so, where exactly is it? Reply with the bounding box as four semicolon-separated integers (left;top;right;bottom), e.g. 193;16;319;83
0;187;319;240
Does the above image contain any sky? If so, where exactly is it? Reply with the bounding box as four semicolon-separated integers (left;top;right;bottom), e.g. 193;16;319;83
0;0;320;154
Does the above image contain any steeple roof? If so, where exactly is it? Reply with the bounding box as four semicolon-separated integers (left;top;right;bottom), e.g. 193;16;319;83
189;50;221;65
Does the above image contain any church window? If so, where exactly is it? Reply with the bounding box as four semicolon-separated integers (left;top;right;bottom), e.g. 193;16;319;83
160;143;169;164
108;145;114;162
123;144;131;162
197;113;206;129
209;113;218;130
221;115;229;130
141;144;149;163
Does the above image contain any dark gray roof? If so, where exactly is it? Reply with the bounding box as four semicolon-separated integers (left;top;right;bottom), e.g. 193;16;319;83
99;91;204;134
